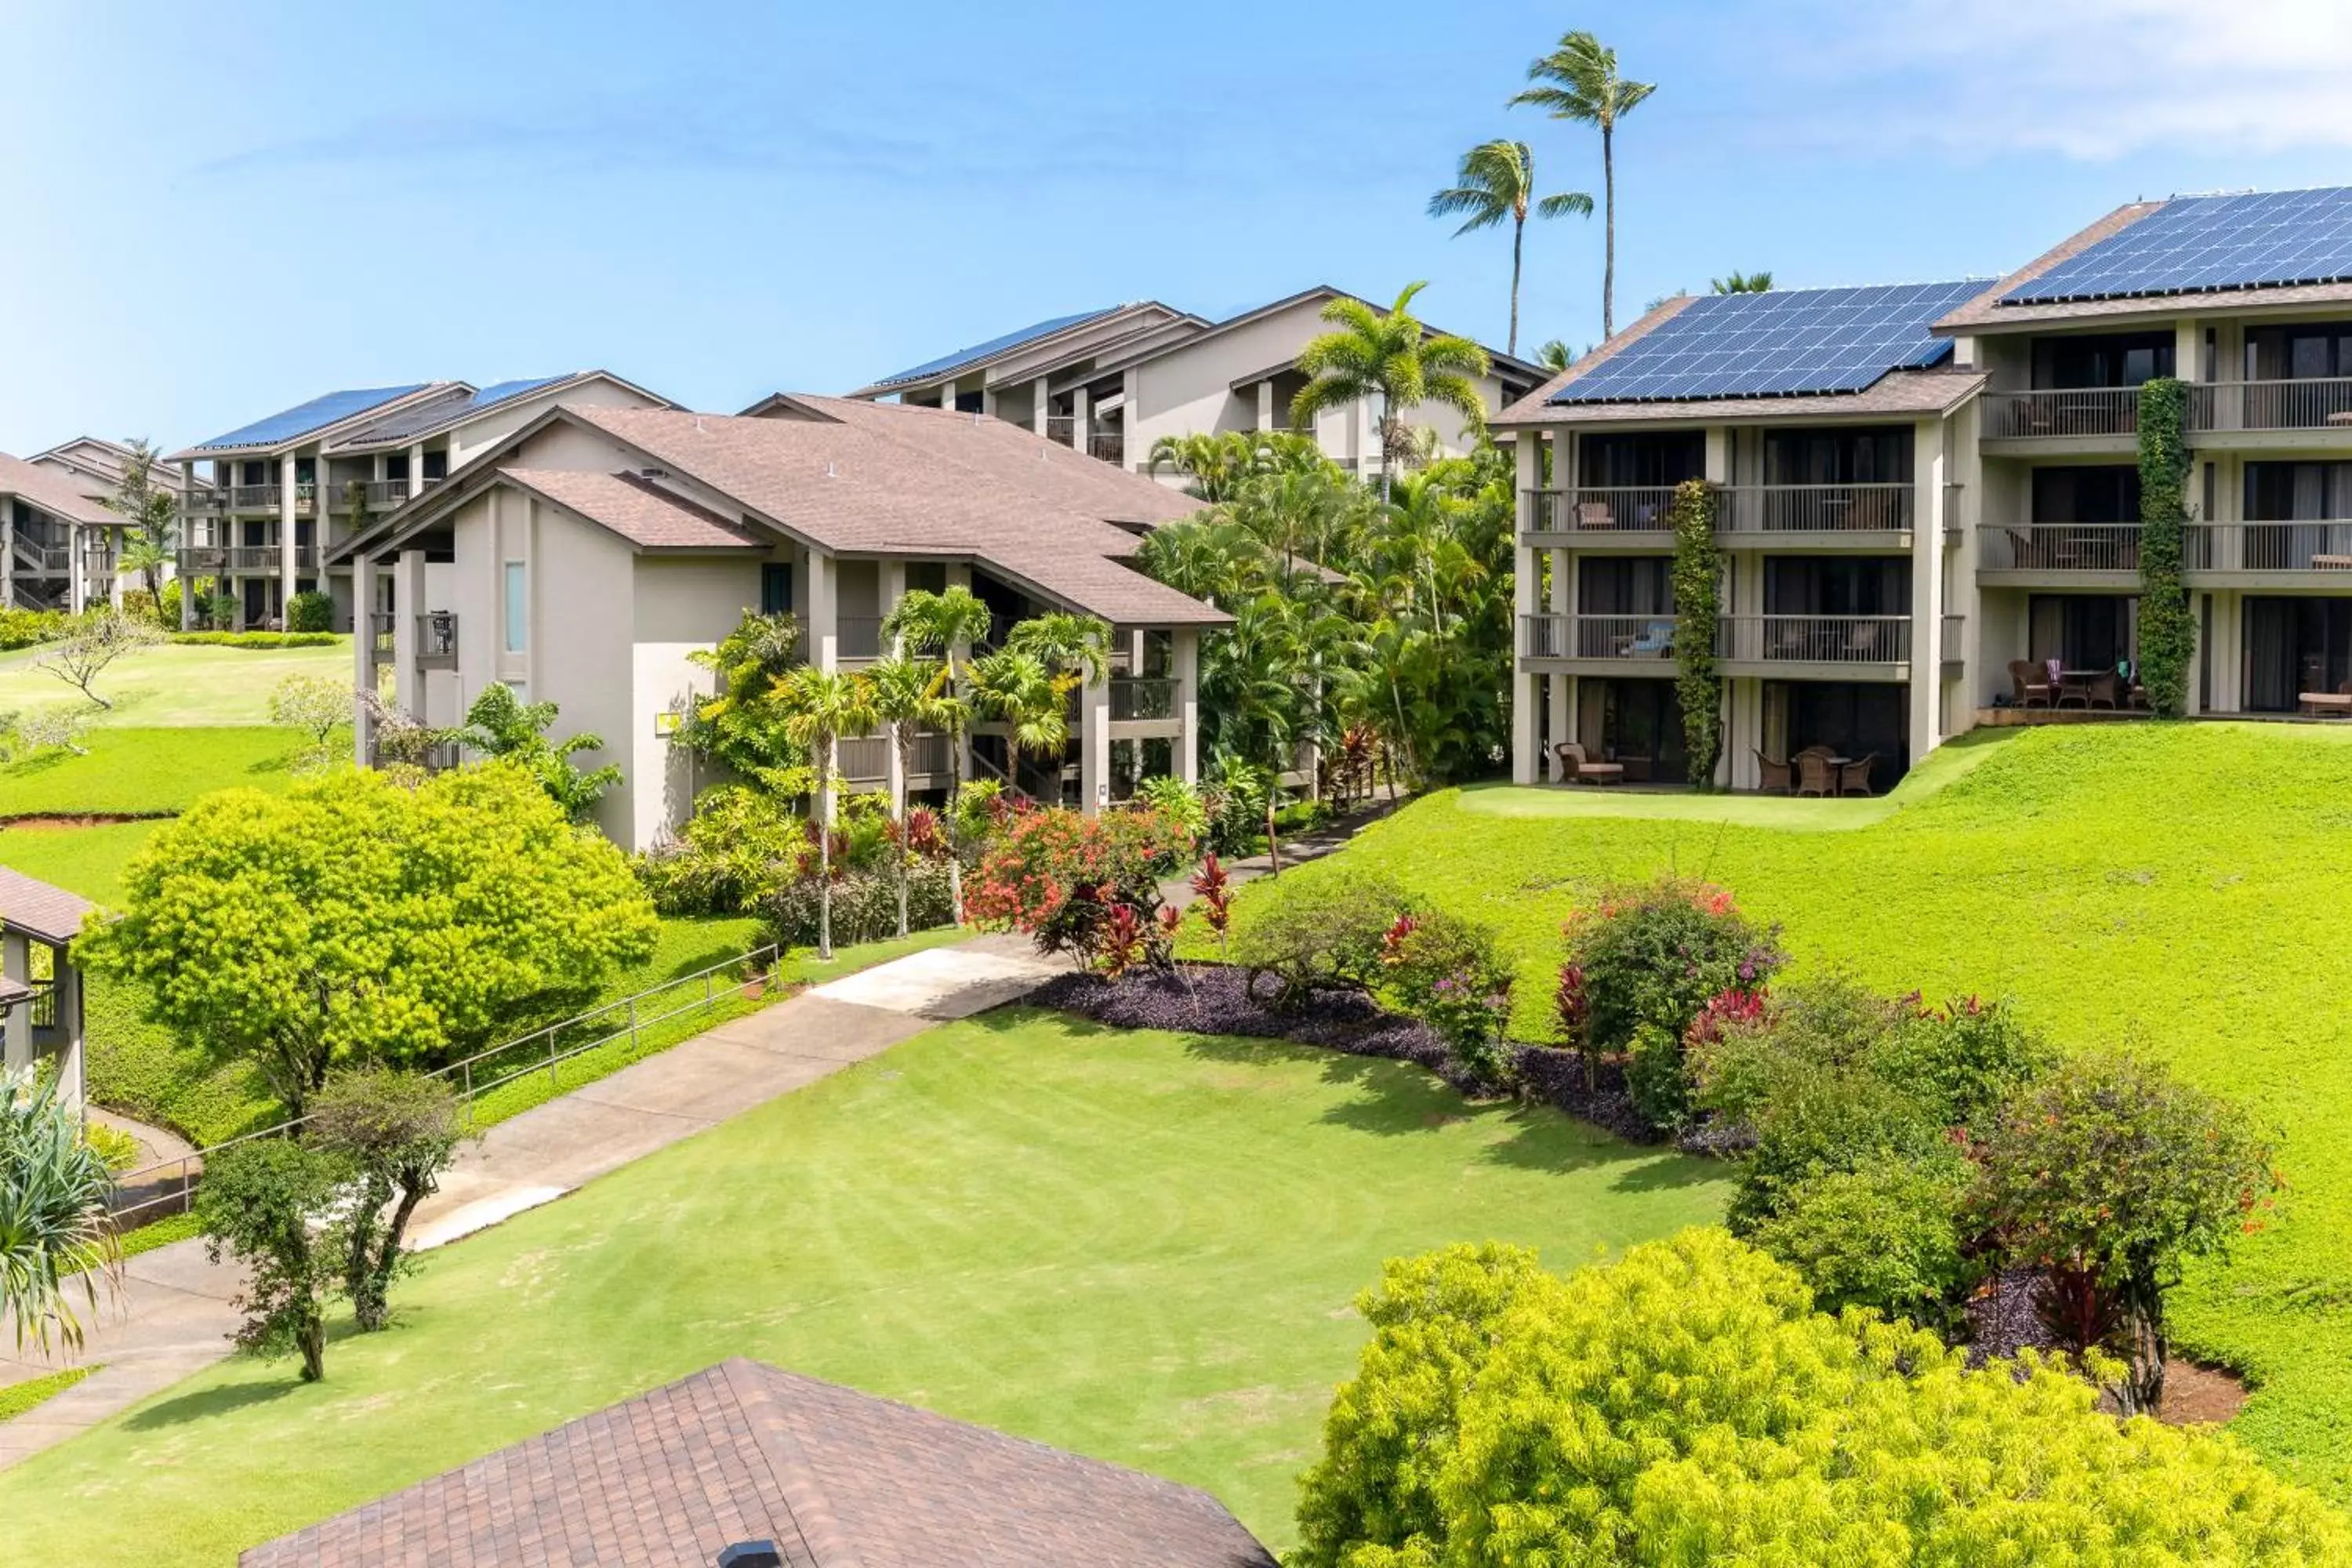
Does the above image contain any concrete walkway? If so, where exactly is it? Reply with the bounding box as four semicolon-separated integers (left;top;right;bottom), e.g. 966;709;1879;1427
0;935;1065;1470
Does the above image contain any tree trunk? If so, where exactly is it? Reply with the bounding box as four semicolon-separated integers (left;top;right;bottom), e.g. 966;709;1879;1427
817;760;834;960
1265;792;1281;876
894;732;911;939
1602;125;1617;339
1508;216;1524;358
356;1177;432;1333
945;718;965;925
296;1308;325;1382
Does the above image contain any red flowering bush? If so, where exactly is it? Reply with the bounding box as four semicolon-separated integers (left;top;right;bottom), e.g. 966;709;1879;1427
1381;909;1514;1085
964;804;1196;973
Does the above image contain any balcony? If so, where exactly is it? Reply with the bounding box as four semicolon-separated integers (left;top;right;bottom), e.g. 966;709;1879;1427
1523;484;1916;545
1044;417;1125;466
1520;613;1678;662
2191;379;2352;435
176;544;320;574
369;611;394;664
1109;677;1179;721
335;477;443;511
2188;522;2352;575
1522;486;1680;541
181;488;224;516
836;616;884;660
1982;388;2140;441
1716;483;1913;536
1719;615;1911;668
11;540;70;574
837;735;891;783
1980;524;2142;574
417;611;458;670
225;483;318;515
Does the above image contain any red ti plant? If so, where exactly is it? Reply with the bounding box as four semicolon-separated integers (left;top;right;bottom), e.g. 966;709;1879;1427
1097;898;1147;979
1555;961;1595;1091
1189;854;1233;960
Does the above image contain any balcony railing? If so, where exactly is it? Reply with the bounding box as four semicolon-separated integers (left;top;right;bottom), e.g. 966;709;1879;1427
369;611;395;664
1980;523;2143;572
1717;483;1913;533
2191;379;2352;434
12;541;69;573
836;616;884;659
417;611;458;670
2189;521;2352;572
338;477;442;510
1719;615;1911;664
1109;677;1179;720
181;488;224;515
1983;388;2140;440
838;736;891;782
1044;417;1125;466
909;731;953;775
1522;486;1681;533
1520;613;1679;661
227;483;318;514
178;543;319;573
1941;614;1966;656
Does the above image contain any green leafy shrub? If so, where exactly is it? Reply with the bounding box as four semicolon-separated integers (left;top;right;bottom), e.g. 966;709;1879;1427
283;591;335;634
634;785;804;916
1873;994;2057;1134
763;861;954;949
1563;876;1784;1056
1381;908;1513;1083
1134;775;1208;839
1227;866;1417;1009
964;804;1196;974
0;608;67;651
1624;1019;1690;1129
1292;1231;2352;1567
1748;1154;1976;1327
81;1120;141;1173
165;630;339;648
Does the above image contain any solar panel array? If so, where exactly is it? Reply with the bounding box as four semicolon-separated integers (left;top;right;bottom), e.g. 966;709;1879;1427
1548;281;1986;405
871;307;1123;389
192;384;431;451
2002;188;2352;305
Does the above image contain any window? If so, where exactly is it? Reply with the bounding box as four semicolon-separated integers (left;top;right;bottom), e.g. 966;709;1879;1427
1579;432;1704;488
423;449;448;481
503;561;527;654
760;563;793;615
385;454;410;481
2035;332;2175;389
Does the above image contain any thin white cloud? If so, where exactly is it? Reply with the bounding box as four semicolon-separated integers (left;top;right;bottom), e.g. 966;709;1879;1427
1740;0;2352;159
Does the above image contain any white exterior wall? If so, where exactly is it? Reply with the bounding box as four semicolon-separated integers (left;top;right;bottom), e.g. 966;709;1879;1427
629;555;769;850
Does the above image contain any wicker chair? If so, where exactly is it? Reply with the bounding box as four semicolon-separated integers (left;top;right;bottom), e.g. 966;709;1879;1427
1795;751;1837;798
2009;659;2053;709
1756;751;1792;793
1553;741;1625;786
1838;753;1878;797
2085;671;2122;710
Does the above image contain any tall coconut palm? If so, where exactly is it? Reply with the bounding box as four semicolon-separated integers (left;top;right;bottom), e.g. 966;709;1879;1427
770;667;875;960
862;654;947;938
1290;283;1492;504
1;1069;117;1353
972;648;1070;801
880;586;994;921
1536;339;1580;372
1512;31;1655;339
1426;140;1592;358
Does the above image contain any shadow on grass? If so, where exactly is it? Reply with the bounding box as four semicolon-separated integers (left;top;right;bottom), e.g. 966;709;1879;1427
0;750;70;782
121;1375;300;1430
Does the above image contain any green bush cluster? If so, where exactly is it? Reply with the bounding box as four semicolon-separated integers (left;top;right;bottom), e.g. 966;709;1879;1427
0;608;67;651
764;862;955;949
283;591;335;634
165;631;339;649
1228;866;1414;1009
634;785;806;916
1294;1232;2351;1566
1381;909;1513;1083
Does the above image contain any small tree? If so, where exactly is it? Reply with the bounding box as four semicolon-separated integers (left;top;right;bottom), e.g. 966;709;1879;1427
38;607;162;710
972;648;1069;802
862;654;947;938
768;667;876;960
309;1066;467;1333
195;1138;347;1381
1978;1051;2278;1416
684;609;808;797
0;1068;118;1352
2136;376;2197;717
103;437;179;608
269;672;350;767
881;587;995;923
446;682;621;822
965;804;1196;972
1668;478;1722;788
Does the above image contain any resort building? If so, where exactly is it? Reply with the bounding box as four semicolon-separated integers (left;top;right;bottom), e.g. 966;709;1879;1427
844;287;1542;479
0;451;140;612
331;396;1226;851
1504;184;2352;791
168;372;669;631
27;435;187;503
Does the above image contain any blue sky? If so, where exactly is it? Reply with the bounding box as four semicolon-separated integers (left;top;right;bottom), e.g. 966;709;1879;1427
5;0;2350;452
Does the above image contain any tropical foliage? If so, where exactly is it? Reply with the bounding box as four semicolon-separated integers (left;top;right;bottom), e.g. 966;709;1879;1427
1425;138;1589;356
1511;29;1653;338
0;1068;115;1352
1290;283;1490;499
103;438;178;607
1668;477;1722;787
445;682;621;822
965;802;1194;975
2137;375;2196;716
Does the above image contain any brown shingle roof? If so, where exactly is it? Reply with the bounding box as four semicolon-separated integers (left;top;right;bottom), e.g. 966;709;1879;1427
0;866;98;944
560;401;1226;626
239;1359;1279;1568
498;468;766;550
0;453;115;527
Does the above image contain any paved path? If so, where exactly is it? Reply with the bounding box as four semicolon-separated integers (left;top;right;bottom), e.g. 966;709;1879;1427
0;936;1065;1470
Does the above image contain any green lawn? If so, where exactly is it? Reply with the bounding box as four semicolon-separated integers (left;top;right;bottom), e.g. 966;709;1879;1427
0;727;304;821
1229;720;2352;1503
0;639;350;727
0;1011;1724;1562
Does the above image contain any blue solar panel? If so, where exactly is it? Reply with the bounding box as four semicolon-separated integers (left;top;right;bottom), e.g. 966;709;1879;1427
191;384;431;450
870;307;1123;388
2002;188;2352;305
1549;281;1986;404
464;374;572;411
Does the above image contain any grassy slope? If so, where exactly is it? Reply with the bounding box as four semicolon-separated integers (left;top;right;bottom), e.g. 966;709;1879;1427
0;639;350;727
0;727;302;819
0;1012;1725;1563
1232;721;2352;1501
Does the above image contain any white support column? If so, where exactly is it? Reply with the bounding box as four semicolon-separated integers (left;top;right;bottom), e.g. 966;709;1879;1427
2189;591;2209;716
1703;426;1730;485
406;442;424;501
0;931;26;1078
278;456;299;625
1547;544;1570;775
177;463;197;628
393;550;425;720
2;501;16;611
1255;381;1275;432
353;553;377;764
981;384;1000;420
1511;432;1541;784
1080;666;1110;812
66;526;84;612
1909;418;1947;764
804;551;837;672
1174;627;1200;785
1031;376;1049;436
55;950;83;1113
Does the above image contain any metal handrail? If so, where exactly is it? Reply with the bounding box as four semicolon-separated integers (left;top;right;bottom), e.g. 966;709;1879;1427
1109;676;1178;720
1521;486;1682;532
106;943;782;1230
1980;523;2143;572
2188;521;2352;572
1716;483;1913;533
1718;614;1911;663
1983;387;2141;439
2191;378;2352;434
1519;612;1678;661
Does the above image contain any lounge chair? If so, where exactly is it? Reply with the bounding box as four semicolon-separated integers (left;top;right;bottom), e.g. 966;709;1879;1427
2009;659;2053;709
1627;619;1675;658
1553;741;1625;786
2085;671;2121;711
1845;621;1881;659
1755;751;1792;794
1838;753;1878;797
1795;752;1836;798
1576;501;1615;530
2299;680;2352;717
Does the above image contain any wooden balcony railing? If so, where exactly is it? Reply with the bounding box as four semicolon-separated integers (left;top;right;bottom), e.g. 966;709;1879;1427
2190;379;2352;434
227;483;318;513
837;736;891;782
1980;523;2143;572
1716;483;1913;533
1983;388;2140;439
1109;677;1178;720
1718;615;1911;664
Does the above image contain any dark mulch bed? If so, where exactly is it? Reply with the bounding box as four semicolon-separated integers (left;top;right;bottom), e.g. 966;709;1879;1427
1964;1269;2060;1365
1029;963;1662;1145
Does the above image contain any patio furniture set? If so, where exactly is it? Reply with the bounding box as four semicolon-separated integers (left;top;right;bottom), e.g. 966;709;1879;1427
1756;746;1878;797
2009;659;2148;713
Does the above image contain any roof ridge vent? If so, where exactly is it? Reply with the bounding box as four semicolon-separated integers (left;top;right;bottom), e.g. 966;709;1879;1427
694;415;706;433
825;460;837;478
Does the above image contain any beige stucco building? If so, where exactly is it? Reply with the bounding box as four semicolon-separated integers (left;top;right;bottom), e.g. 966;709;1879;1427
846;288;1542;480
0;449;140;612
334;397;1228;851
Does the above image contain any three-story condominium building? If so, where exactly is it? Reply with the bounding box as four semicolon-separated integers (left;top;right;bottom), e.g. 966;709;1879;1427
847;286;1542;480
0;451;141;612
1504;184;2352;791
329;397;1229;852
169;372;669;631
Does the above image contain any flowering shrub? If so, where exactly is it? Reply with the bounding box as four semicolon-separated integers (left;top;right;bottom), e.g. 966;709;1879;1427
1381;909;1513;1085
1563;877;1785;1053
964;804;1196;973
1189;854;1235;959
1227;866;1417;1010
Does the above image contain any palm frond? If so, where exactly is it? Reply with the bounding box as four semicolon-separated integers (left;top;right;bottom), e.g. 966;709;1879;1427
1535;191;1595;220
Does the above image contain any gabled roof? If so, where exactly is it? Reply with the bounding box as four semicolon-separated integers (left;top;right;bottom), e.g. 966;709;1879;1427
172;384;444;459
1076;284;1546;391
28;437;186;495
497;467;767;550
0;453;116;526
326;371;673;451
0;865;97;944
238;1359;1279;1568
858;305;1134;393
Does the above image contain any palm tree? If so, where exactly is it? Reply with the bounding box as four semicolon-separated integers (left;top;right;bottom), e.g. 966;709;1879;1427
103;437;178;609
972;648;1069;801
862;654;946;938
769;667;875;960
1;1069;117;1353
880;586;994;921
1426;140;1592;357
1535;339;1580;372
1512;31;1655;339
1003;612;1111;689
1712;271;1773;294
1290;283;1492;504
